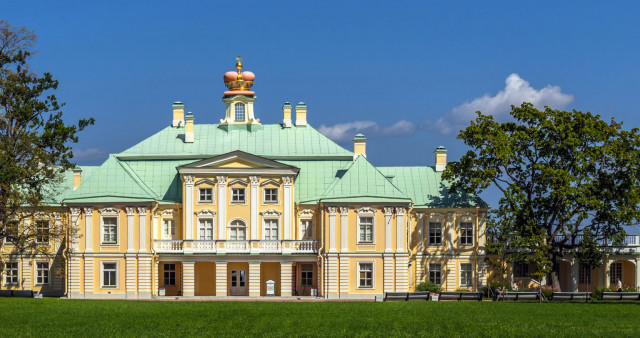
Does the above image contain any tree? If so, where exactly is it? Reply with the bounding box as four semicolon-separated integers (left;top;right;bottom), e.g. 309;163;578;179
573;228;604;291
443;102;640;290
0;20;93;255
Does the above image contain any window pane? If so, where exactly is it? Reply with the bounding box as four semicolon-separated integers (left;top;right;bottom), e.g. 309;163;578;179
235;103;245;121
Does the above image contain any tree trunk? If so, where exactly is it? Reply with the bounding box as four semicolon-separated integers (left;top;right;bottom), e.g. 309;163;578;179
550;253;561;291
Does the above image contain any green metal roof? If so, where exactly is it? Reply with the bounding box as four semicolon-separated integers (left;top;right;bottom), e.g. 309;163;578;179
279;160;352;204
319;156;411;203
118;124;353;160
377;166;487;208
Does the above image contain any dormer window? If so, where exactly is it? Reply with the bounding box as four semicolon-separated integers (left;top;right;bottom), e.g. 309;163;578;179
234;103;246;121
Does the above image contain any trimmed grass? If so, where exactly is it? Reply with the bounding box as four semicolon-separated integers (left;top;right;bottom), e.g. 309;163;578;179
2;298;640;337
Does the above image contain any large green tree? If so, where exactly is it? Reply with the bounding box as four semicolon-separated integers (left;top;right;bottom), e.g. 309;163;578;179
443;103;640;290
0;20;93;253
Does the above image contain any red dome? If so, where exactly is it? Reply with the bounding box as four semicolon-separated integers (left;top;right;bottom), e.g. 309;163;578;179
224;71;237;82
241;71;255;81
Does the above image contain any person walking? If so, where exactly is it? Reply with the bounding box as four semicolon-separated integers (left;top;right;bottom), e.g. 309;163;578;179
512;281;519;291
616;278;623;292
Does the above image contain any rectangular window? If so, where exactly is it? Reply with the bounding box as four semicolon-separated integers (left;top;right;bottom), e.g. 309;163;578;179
4;220;19;244
610;262;622;285
102;262;117;288
358;263;373;288
36;220;50;244
263;219;279;240
460;263;473;287
358;217;373;243
231;188;245;203
102;217;118;244
428;222;442;245
199;188;213;203
164;263;176;286
36;262;49;285
301;263;313;286
199;219;213;240
264;188;278;203
163;219;175;238
460;222;473;246
579;264;592;284
514;262;529;278
429;263;442;285
4;262;19;285
300;220;313;240
234;103;245;121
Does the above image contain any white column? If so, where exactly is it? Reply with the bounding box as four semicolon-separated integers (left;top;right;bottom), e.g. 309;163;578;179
281;261;293;297
126;256;137;298
250;176;260;240
138;207;147;252
396;207;405;252
216;261;228;297
249;261;261;296
137;257;152;298
21;259;31;290
84;207;93;252
217;176;227;240
635;258;640;290
126;207;136;252
339;257;349;297
571;258;579;292
447;212;455;255
340;207;349;252
328;207;337;252
83;258;93;297
70;208;81;251
182;261;195;297
384;207;394;253
416;212;424;253
383;254;394;292
184;175;195;240
283;176;293;240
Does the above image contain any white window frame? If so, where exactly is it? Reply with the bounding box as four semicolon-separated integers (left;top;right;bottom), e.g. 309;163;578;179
428;222;442;246
100;209;119;245
428;263;442;285
3;261;19;286
609;262;622;285
162;219;176;240
198;218;214;241
459;222;474;246
35;261;50;286
262;218;279;240
198;187;213;203
459;262;473;288
234;103;246;121
228;219;247;240
100;261;119;288
4;219;19;244
35;219;50;244
299;219;313;240
163;263;176;287
357;261;374;289
231;187;246;204
263;187;278;204
357;215;375;244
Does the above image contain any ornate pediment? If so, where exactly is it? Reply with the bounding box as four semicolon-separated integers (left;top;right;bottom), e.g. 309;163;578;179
195;209;216;216
357;207;376;215
298;209;316;218
260;209;282;217
99;207;119;215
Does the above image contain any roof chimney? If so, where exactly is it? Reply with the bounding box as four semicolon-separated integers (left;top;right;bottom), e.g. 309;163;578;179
295;102;307;126
185;112;194;143
73;168;82;190
353;134;367;161
172;101;185;127
282;102;292;127
435;146;447;172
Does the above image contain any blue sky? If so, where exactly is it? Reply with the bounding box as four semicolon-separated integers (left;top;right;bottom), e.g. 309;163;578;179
4;1;640;209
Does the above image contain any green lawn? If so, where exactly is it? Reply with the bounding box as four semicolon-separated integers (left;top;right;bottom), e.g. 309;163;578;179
2;298;640;337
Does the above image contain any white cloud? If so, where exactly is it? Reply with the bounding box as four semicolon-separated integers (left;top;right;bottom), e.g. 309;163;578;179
430;73;574;135
73;148;108;163
318;120;415;142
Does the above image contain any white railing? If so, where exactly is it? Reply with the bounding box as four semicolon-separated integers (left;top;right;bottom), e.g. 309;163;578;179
154;240;319;254
553;234;639;247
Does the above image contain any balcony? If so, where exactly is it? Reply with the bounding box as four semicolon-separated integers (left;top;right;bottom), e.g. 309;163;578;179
554;234;639;247
153;240;319;254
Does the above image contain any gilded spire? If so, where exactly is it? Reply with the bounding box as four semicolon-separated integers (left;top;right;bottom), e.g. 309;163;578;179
235;56;243;80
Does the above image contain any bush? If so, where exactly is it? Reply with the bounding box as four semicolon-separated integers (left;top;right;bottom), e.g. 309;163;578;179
595;286;639;299
415;281;442;294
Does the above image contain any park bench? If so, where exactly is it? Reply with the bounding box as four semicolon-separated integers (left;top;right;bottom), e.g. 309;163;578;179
493;291;540;301
407;292;431;301
0;290;35;297
384;292;408;301
438;291;482;301
550;292;592;302
599;292;640;301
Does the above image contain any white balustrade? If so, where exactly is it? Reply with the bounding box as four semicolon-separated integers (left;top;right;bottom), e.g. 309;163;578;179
154;240;183;253
193;240;217;253
154;240;319;254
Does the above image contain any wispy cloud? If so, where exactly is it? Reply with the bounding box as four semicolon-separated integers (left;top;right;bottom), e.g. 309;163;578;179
72;148;109;163
318;120;415;142
428;73;574;135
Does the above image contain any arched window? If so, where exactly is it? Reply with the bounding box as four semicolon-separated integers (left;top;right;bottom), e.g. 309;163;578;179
234;103;246;121
228;220;246;240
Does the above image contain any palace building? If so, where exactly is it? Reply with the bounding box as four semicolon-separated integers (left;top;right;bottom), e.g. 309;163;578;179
4;58;498;299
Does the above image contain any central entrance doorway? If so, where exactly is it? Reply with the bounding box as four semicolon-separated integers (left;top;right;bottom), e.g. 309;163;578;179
230;270;247;296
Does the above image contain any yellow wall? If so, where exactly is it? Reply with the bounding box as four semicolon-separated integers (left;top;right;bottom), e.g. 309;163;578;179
158;261;182;296
195;262;216;296
260;262;281;296
347;256;384;294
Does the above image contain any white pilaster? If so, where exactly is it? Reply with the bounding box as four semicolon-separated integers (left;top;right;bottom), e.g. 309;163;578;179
184;175;195;240
217;176;227;240
250;176;260;240
395;254;409;292
138;207;147;252
635;258;640;290
68;255;82;298
571;258;579;292
283;176;293;240
326;256;338;298
340;207;349;252
21;259;31;290
70;208;81;251
416;212;424;253
137;257;152;298
383;254;394;292
126;207;135;252
126;256;137;298
447;212;455;255
446;259;456;291
84;258;93;297
384;207;394;253
249;261;261;296
182;261;195;297
339;256;349;296
216;261;228;297
328;207;337;253
396;207;405;252
84;207;93;252
281;261;293;297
